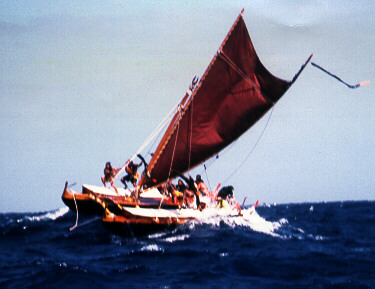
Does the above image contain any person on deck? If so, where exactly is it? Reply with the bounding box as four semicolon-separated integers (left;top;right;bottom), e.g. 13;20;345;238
216;185;241;214
174;179;192;207
195;174;211;209
175;174;200;209
196;175;210;197
166;181;184;204
121;160;142;189
176;179;186;193
186;176;203;210
101;162;119;194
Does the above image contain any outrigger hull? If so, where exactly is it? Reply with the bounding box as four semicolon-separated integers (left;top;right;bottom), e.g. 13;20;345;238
102;206;239;236
102;208;192;236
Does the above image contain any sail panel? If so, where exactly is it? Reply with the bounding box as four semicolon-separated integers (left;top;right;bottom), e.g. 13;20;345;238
144;15;291;187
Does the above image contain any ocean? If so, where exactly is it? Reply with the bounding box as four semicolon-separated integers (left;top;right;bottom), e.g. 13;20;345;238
1;201;374;288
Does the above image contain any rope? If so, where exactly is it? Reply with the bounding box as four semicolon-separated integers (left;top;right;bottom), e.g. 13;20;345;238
157;122;180;209
71;216;101;231
222;105;275;184
218;50;269;99
113;99;179;180
188;98;194;173
203;164;212;192
70;192;79;231
167;121;181;181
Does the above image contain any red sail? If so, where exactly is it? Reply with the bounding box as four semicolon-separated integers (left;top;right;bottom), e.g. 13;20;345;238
143;14;291;187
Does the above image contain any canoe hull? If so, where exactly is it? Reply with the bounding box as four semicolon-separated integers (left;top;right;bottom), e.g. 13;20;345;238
62;182;181;216
102;208;192;236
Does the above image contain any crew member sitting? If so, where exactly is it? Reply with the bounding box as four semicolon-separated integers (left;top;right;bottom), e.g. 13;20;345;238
176;179;187;193
186;176;201;209
121;160;142;189
195;174;211;208
196;175;209;195
174;179;191;207
101;162;119;194
166;181;184;204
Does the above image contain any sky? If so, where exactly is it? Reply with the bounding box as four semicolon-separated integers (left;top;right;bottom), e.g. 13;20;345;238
0;1;374;212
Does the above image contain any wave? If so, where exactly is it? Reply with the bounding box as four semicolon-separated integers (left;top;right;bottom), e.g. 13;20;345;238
21;207;70;223
162;234;190;243
185;205;327;241
188;205;284;237
0;204;327;242
0;207;70;237
140;244;164;252
12;207;70;225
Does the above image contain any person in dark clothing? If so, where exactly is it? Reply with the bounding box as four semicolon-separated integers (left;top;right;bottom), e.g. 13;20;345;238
216;185;241;213
121;160;142;189
187;176;201;209
101;162;119;194
174;172;200;209
217;186;234;200
176;179;187;193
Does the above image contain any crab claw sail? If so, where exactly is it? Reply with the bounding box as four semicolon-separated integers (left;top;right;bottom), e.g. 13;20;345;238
140;11;296;188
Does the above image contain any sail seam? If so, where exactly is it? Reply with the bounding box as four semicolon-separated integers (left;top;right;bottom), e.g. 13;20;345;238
218;50;274;105
218;50;261;93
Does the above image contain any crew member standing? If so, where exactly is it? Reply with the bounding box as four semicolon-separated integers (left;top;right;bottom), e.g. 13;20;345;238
121;160;142;189
101;162;119;194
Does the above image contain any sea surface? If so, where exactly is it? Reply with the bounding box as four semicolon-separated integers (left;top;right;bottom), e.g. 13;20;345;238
1;201;374;288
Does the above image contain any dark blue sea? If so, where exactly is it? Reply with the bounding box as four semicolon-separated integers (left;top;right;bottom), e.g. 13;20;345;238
1;201;374;288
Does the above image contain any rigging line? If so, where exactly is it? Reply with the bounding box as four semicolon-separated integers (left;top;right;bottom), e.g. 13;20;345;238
137;109;175;154
160;118;181;209
167;121;181;181
114;102;178;180
146;108;179;157
147;126;165;157
187;97;194;176
71;216;101;231
218;51;267;97
218;51;257;88
218;50;276;105
195;137;239;178
145;86;195;179
70;191;79;231
222;105;275;185
203;164;212;192
146;107;177;152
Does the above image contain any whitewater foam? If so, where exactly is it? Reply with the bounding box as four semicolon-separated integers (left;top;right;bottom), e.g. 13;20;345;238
188;206;286;238
17;207;69;223
162;234;190;243
140;244;164;252
188;205;326;241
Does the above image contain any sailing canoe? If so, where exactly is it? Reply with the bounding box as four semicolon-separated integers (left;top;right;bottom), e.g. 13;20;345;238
100;10;311;235
62;9;311;236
